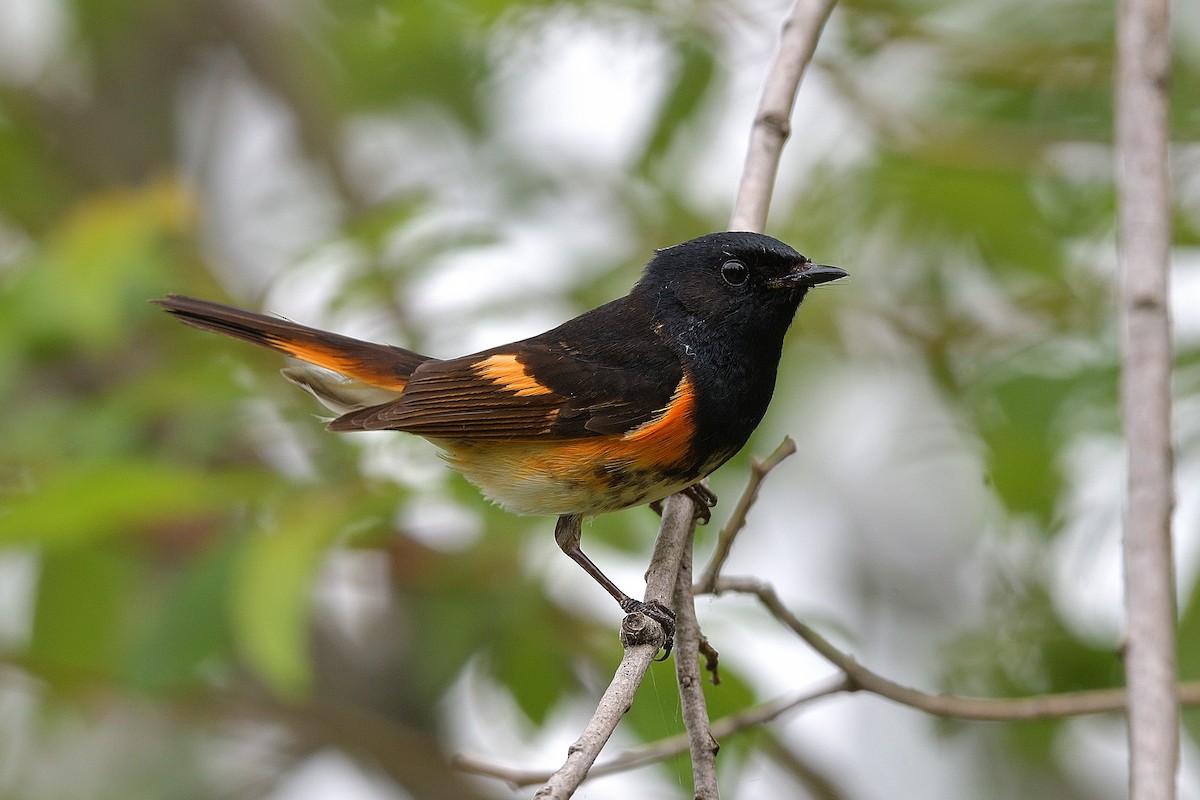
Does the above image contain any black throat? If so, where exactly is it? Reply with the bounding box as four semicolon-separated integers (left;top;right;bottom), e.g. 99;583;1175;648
654;296;798;470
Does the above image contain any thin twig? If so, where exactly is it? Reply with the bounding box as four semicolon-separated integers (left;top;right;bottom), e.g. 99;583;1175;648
699;635;721;685
696;437;797;593
1115;0;1177;793
713;576;1200;721
757;732;854;800
674;534;720;799
456;676;849;789
730;0;839;232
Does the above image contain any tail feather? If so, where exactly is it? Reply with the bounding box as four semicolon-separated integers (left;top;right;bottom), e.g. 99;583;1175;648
154;294;428;391
281;365;407;415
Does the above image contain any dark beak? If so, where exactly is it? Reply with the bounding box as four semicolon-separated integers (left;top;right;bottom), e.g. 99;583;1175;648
772;261;848;289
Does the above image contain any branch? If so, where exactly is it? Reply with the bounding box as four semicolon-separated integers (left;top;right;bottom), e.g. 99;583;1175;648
713;576;1200;721
674;534;720;798
455;676;849;789
1115;0;1177;793
696;437;797;594
646;491;700;608
220;682;494;800
730;0;838;232
757;731;853;800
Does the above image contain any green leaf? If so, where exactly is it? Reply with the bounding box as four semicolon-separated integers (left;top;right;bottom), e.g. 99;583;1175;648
941;582;1121;760
489;591;580;724
637;34;717;172
978;374;1071;521
0;460;256;550
28;548;141;682
871;150;1062;273
230;498;346;698
2;180;193;353
324;1;489;131
125;537;240;692
0;99;76;229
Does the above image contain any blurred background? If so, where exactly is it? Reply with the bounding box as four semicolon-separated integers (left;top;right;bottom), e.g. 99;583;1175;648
1;0;1199;797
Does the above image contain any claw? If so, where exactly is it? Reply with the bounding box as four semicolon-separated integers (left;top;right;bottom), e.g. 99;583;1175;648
649;484;718;524
682;484;717;524
620;598;676;660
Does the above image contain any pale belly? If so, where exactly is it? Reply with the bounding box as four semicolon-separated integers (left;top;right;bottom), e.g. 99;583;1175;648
432;438;720;517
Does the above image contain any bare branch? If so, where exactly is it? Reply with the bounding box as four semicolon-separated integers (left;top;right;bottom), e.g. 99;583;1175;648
1115;0;1177;793
730;0;838;232
713;576;1200;722
533;633;663;799
455;677;849;788
674;535;720;798
451;756;551;793
757;732;854;800
460;558;1200;792
696;437;797;593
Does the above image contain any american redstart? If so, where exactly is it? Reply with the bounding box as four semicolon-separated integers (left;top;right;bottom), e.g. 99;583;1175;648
156;231;846;656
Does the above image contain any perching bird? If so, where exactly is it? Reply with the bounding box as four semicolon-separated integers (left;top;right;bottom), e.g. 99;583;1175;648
156;231;846;656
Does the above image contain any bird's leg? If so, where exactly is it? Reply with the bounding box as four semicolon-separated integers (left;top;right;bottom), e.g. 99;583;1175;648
554;514;675;659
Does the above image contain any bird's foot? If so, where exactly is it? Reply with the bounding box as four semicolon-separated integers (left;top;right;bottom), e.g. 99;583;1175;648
648;483;718;524
619;598;676;660
682;483;717;524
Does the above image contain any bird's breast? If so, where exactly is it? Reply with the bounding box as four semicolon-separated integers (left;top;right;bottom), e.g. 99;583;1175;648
680;335;783;460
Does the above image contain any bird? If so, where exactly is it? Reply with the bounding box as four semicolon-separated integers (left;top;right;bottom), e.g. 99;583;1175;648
155;231;846;657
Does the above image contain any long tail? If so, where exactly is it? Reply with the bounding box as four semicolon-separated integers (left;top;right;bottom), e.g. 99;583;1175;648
154;294;428;393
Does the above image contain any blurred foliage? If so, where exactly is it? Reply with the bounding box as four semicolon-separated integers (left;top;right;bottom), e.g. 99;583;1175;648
0;0;1198;798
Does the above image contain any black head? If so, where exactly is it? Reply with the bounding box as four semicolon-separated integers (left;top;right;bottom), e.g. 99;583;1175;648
634;231;845;343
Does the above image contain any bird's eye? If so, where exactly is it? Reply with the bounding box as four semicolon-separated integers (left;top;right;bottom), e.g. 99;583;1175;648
721;260;749;286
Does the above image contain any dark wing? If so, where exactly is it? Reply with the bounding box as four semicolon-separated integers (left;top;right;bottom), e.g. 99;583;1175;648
327;303;684;440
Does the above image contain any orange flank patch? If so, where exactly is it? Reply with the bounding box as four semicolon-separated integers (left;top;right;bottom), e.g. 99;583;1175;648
434;376;699;516
270;339;410;391
619;376;695;468
475;354;556;397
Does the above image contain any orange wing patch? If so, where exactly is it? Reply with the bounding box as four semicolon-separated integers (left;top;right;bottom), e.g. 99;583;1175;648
475;354;556;397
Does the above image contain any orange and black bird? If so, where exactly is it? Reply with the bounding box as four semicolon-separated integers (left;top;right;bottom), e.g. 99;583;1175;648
156;231;846;656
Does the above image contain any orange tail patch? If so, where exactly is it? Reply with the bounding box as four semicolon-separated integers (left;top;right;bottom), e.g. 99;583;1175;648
155;294;428;390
